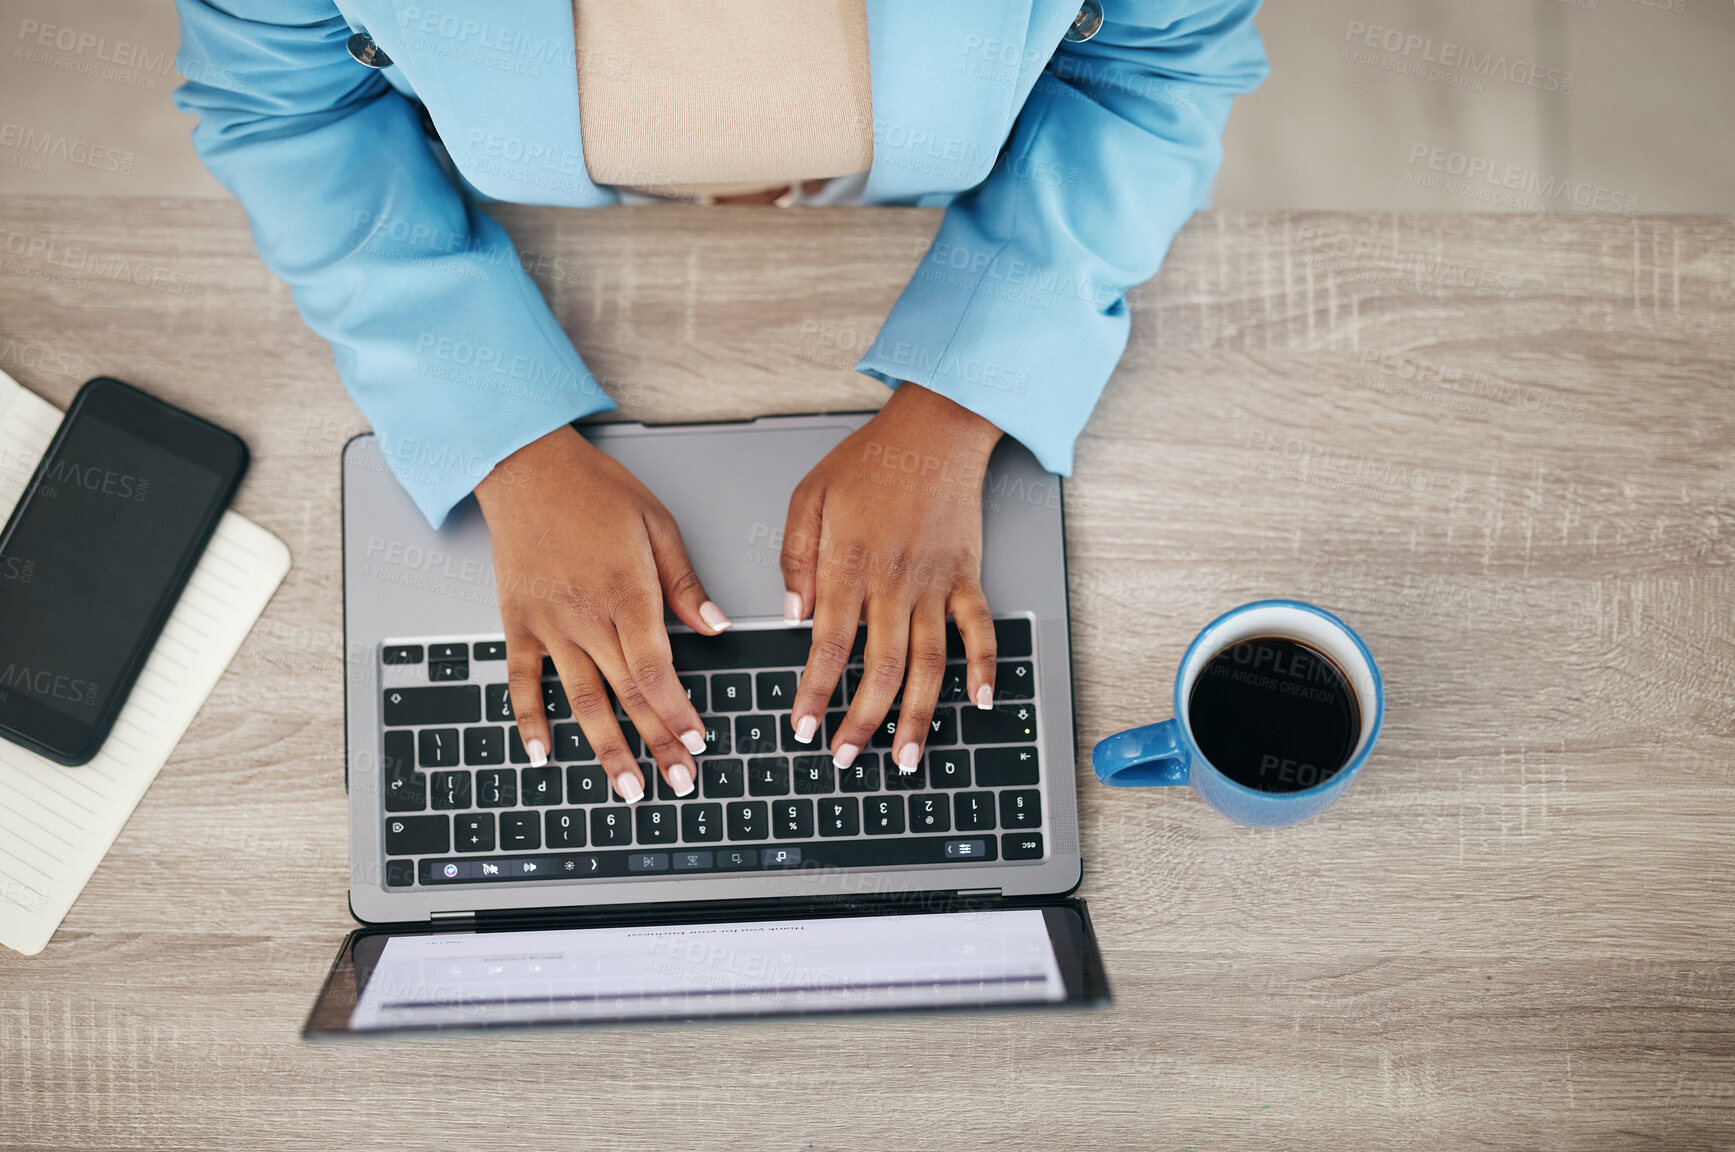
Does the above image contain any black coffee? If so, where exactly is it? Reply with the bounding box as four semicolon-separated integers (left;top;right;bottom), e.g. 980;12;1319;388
1186;636;1360;793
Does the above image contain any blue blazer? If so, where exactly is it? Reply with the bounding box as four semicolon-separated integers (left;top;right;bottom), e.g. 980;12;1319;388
175;0;1267;526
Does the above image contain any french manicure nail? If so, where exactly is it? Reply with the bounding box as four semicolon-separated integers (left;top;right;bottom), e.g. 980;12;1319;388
784;591;803;623
699;600;732;632
896;744;921;773
680;729;707;755
975;685;993;710
832;743;859;770
527;738;549;767
669;764;695;797
616;773;644;804
793;715;818;744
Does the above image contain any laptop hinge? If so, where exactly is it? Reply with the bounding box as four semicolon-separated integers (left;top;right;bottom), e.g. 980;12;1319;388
430;909;476;925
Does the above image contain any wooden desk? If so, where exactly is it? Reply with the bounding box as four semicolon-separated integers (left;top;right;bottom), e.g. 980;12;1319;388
0;198;1730;1150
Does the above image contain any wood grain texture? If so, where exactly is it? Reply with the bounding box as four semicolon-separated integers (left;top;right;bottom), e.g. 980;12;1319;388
0;197;1730;1151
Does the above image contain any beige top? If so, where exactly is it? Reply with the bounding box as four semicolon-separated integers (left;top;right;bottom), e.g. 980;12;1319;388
572;0;874;199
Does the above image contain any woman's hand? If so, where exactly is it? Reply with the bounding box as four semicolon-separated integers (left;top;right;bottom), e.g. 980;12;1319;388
780;383;1002;775
475;425;731;803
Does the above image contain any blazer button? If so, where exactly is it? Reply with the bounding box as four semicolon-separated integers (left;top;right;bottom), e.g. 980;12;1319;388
1064;0;1104;42
346;31;393;69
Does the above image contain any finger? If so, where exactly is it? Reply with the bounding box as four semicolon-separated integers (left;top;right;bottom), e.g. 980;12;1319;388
646;510;731;636
791;571;861;753
779;478;825;624
611;596;705;776
950;583;998;709
831;595;911;768
504;628;551;767
893;600;948;774
588;622;699;799
547;639;646;804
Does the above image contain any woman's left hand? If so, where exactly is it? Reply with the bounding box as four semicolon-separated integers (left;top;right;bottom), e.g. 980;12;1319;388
780;383;1004;775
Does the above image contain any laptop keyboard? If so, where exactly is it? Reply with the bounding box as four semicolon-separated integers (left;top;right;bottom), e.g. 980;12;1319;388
374;619;1048;889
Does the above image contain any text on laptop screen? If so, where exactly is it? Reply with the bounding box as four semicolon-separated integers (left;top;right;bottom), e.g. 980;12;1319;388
348;909;1065;1030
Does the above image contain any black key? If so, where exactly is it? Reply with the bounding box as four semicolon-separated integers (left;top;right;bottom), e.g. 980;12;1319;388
928;749;971;789
711;673;752;711
474;641;506;660
909;794;950;834
756;671;797;711
938;664;969;703
868;710;903;750
385;859;416;887
667;626;815;671
734;715;778;755
954;791;996;831
418;727;459;768
590;806;633;847
546;808;587;849
1000;789;1042;829
726;801;768;840
961;703;1037;745
975;746;1040;787
384;684;478;726
698;717;731;755
541;656;557;677
716;848;759;869
924;708;958;747
552;722;593;762
475;768;516;808
825;709;849;744
679;675;707;713
997;661;1035;700
635;804;679;844
863;795;905;835
542;681;571;719
500;810;540;850
431;770;471;810
817;797;860;837
566;764;609;804
384;814;447;855
942;617;1032;660
682;802;724;842
779;713;818;753
383;644;423;665
748;756;790;796
1002;831;1044;860
463;726;505;765
792;755;834;794
454;813;495;852
429;659;468;682
484;683;514;722
429;643;468;661
507;728;529;764
383;730;424;812
702;758;744;798
773;799;814;839
838;755;880;793
885;762;925;790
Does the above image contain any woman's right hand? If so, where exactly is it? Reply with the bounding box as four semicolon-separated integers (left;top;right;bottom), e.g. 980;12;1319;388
474;425;731;803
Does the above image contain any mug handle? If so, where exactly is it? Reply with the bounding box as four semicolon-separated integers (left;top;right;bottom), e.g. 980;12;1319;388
1092;721;1190;787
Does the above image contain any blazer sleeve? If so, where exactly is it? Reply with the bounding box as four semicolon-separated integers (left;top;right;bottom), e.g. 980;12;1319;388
173;0;613;527
855;0;1269;476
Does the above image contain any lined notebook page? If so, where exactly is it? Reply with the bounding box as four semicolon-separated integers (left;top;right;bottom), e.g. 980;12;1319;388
0;370;290;955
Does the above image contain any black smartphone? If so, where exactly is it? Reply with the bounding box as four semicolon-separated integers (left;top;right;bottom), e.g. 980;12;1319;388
0;377;247;765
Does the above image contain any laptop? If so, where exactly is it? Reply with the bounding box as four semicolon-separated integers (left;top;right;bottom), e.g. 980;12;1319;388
305;413;1109;1036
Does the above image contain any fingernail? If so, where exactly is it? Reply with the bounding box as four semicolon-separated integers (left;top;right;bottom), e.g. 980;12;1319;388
975;685;993;710
793;715;818;744
669;764;695;797
784;591;803;623
616;773;644;804
527;738;549;767
896;744;921;773
699;600;732;632
680;729;707;755
832;743;859;770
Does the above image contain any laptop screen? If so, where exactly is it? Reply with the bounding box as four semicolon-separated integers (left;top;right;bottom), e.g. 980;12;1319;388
306;903;1106;1036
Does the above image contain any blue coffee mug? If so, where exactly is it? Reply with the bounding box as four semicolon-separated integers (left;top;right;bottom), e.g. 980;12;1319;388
1091;600;1384;827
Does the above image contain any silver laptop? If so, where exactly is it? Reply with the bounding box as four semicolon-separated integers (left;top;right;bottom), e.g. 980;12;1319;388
308;414;1105;1036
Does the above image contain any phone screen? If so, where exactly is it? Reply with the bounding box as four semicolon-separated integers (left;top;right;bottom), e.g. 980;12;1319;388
0;380;243;761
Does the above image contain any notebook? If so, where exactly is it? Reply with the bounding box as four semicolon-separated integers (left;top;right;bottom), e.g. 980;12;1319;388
0;369;291;956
